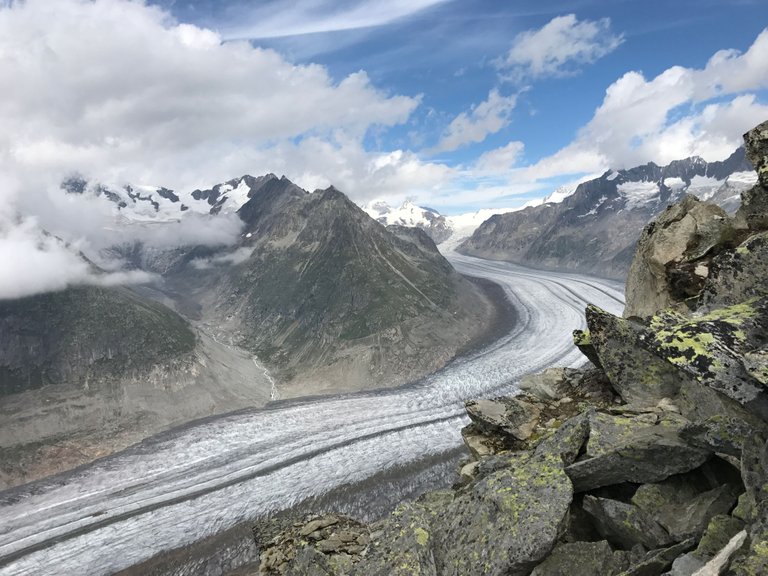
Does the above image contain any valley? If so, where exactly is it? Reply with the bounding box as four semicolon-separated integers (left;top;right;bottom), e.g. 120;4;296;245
0;253;624;575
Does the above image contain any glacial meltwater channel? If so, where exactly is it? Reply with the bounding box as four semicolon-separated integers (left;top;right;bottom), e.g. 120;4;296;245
0;254;624;575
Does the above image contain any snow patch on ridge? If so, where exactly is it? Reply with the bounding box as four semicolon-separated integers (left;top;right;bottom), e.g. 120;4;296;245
619;181;659;209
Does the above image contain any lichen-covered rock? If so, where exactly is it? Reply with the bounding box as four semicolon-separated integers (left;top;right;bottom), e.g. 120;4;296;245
585;411;662;458
744;120;768;185
573;329;603;369
620;538;696;576
585;306;692;407
530;540;629;575
257;513;368;575
431;451;573;576
624;195;740;319
699;232;768;309
582;495;674;549
566;415;710;492
680;414;768;457
533;410;591;466
586;300;768;420
695;529;747;576
349;503;436;576
738;435;768;525
464;397;541;441
631;479;740;541
736;120;768;231
696;514;745;558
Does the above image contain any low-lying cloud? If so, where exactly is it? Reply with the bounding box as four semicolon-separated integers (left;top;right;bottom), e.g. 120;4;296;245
0;215;158;301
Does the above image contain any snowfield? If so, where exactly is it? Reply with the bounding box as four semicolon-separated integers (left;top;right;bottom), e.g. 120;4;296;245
0;253;624;575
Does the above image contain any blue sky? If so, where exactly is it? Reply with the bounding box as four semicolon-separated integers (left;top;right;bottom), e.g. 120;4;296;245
1;0;766;214
145;0;768;212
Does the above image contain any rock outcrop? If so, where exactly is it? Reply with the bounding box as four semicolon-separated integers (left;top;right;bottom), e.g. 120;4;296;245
243;120;768;576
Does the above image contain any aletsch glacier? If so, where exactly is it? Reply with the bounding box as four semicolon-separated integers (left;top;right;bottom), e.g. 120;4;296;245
0;253;624;575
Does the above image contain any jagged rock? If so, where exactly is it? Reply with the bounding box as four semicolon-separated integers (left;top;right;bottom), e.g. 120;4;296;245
631;478;740;541
699;231;768;309
431;451;573;576
299;515;339;537
520;366;616;406
257;513;368;575
533;410;591;466
584;306;691;407
680;414;767;457
518;368;570;402
744;121;768;183
738;435;768;524
669;553;707;576
696;515;745;558
585;412;662;458
621;539;696;576
464;397;541;441
625;195;740;319
693;530;747;576
566;414;710;492
460;428;499;459
530;540;629;575
582;495;674;549
736;120;768;231
280;547;334;575
585;301;768;420
349;503;436;576
573;329;604;369
459;460;479;483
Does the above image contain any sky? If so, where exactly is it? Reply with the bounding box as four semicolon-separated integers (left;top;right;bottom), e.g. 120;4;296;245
1;0;767;212
0;0;766;297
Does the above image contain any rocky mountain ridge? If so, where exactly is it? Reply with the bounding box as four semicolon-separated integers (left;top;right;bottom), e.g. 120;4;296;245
459;148;756;279
245;121;768;575
168;179;495;395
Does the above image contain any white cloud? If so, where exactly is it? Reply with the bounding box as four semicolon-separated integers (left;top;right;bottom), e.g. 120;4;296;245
489;27;768;202
222;0;449;40
500;14;623;81
0;215;157;300
474;141;525;172
435;90;518;152
0;0;420;192
575;28;768;168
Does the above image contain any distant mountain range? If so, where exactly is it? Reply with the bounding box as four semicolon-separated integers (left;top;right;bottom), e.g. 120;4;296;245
458;148;756;279
363;200;521;248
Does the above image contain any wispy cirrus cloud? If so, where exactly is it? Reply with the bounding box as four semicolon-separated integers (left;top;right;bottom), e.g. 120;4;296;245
220;0;449;40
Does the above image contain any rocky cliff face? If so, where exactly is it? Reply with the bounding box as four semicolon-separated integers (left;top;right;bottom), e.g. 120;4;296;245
458;149;755;279
249;121;768;575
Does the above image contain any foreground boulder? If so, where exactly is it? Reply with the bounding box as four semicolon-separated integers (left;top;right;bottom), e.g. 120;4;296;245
624;196;741;319
431;451;572;576
583;301;768;421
